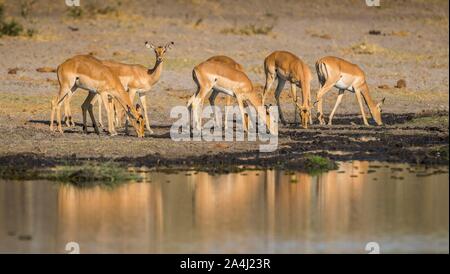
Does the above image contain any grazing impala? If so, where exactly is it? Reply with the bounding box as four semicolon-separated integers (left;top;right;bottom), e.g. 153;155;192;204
315;56;384;126
50;55;145;137
187;55;245;129
263;51;312;128
190;59;274;134
60;41;174;134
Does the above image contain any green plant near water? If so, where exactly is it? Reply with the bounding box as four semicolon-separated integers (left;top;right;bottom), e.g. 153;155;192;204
0;162;140;187
48;163;139;186
303;155;338;174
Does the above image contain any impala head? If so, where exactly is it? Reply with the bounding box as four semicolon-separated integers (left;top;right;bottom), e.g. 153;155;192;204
127;104;146;138
145;41;174;62
295;102;310;129
372;97;385;126
263;104;280;135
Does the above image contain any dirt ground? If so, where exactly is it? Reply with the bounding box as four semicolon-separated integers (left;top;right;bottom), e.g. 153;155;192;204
0;0;448;170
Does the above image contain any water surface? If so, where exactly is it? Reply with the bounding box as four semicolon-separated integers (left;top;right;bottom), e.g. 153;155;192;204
0;161;448;253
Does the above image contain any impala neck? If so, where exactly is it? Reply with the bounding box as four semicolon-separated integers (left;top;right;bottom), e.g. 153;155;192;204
360;83;378;114
147;59;163;81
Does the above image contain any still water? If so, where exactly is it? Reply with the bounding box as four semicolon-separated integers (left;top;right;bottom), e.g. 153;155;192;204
0;161;448;254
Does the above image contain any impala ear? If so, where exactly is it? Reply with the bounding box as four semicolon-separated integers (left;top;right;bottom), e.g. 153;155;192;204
165;41;174;50
145;41;155;50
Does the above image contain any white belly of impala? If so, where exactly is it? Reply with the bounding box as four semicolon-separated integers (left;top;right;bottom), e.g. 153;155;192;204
213;85;235;97
334;78;350;90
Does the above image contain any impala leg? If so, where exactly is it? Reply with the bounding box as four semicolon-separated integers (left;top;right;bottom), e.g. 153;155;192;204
355;89;369;126
236;95;248;132
50;97;56;131
198;97;207;130
81;92;100;134
96;94;104;128
52;94;68;133
290;83;298;124
114;100;123;127
208;89;221;128
315;82;335;125
63;96;71;127
124;89;138;135
274;79;287;125
100;93;117;136
56;100;64;134
138;93;153;134
262;72;275;105
192;86;212;131
52;89;71;134
186;94;196;130
224;96;232;130
328;89;345;126
63;86;77;127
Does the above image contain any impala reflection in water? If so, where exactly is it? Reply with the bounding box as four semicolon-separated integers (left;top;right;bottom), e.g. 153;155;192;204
0;161;448;253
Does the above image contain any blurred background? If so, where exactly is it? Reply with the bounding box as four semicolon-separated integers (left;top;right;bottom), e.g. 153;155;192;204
0;0;448;92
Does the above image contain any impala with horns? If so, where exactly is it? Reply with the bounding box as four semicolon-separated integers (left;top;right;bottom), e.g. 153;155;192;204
190;59;275;134
50;55;145;137
262;51;312;128
315;56;384;126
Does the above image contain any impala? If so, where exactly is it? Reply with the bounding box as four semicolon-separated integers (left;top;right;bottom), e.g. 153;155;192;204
187;55;246;129
190;59;274;134
314;56;384;126
262;51;312;128
50;55;145;137
60;41;174;134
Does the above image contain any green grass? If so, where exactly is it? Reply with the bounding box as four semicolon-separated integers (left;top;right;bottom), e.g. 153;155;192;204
0;19;23;37
0;162;140;188
428;146;449;163
48;163;138;186
67;7;83;18
0;3;29;37
303;155;338;174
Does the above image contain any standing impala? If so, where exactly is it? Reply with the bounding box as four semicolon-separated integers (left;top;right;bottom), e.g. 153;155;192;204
50;55;145;137
190;59;274;134
101;41;174;133
61;41;174;134
315;56;384;126
187;55;245;129
263;51;312;128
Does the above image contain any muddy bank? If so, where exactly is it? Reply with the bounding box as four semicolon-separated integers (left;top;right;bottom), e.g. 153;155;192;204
0;111;448;178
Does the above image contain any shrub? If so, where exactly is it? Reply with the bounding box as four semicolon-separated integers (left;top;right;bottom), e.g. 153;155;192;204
0;20;24;36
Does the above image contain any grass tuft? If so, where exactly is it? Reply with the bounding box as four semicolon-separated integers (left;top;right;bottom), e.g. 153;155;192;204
221;24;274;36
0;20;24;37
303;155;338;174
351;42;385;55
0;162;140;187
